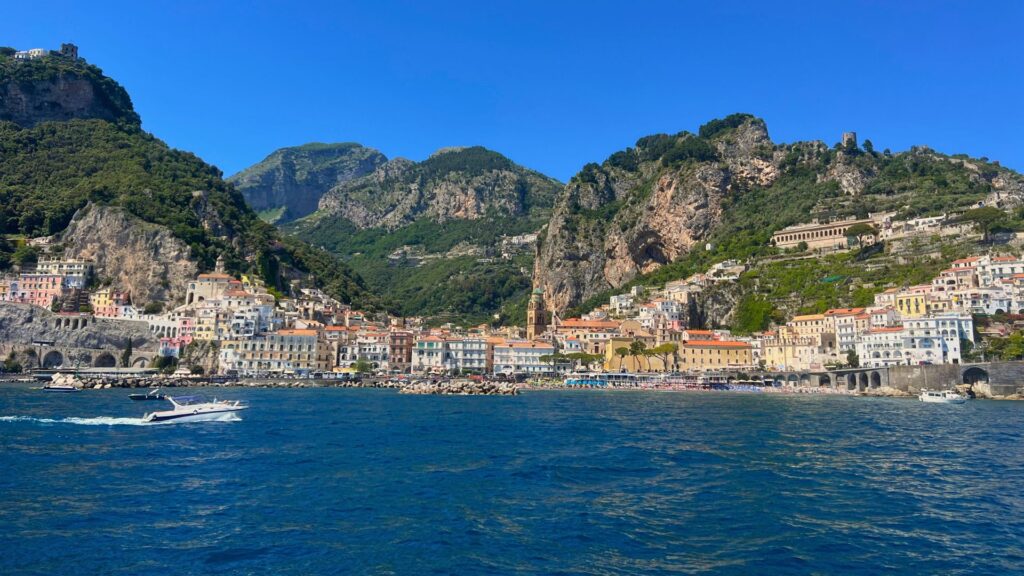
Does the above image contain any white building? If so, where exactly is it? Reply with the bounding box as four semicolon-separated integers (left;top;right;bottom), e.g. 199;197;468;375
492;341;557;375
856;327;908;368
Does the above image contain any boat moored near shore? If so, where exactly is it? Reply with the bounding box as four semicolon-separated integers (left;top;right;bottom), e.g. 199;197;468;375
919;389;967;404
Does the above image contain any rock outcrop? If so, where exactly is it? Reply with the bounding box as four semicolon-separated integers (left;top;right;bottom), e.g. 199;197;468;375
315;146;561;230
0;302;154;350
229;143;387;222
0;55;139;127
60;205;197;307
535;117;776;313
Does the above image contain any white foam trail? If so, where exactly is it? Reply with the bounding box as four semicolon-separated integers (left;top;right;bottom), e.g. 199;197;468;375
0;414;243;426
0;415;149;426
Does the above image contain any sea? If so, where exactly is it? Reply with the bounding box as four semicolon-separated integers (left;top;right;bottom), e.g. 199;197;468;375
1;385;1023;575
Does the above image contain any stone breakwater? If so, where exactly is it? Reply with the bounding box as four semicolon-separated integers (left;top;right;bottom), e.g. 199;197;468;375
398;379;519;396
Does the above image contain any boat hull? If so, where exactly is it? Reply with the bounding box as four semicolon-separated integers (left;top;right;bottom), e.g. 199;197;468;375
144;407;246;424
42;387;80;393
920;396;966;404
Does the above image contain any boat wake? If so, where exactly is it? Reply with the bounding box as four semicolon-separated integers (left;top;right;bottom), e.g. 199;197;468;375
0;415;150;426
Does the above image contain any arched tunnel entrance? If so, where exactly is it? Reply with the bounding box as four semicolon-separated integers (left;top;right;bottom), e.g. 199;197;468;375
870;371;882;388
42;351;64;369
962;367;989;385
93;353;116;368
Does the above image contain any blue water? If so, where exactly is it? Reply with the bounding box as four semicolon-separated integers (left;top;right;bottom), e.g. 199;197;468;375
1;386;1023;575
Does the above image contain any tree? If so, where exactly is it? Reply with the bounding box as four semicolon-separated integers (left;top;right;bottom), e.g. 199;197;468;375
120;338;133;367
648;343;679;371
959;207;1007;243
734;295;775;334
846;350;859;368
863;139;875;154
845;223;878;248
11;244;38;267
151;355;178;374
353;358;373;373
143;301;164;315
628;340;649;371
189;365;205;375
614;346;630;371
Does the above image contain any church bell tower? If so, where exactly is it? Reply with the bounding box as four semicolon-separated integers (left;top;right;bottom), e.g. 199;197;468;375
526;288;548;340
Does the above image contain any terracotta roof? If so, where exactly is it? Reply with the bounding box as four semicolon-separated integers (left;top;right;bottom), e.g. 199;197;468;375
504;341;555;349
197;273;233;280
276;329;318;336
559;318;620;329
685;329;714;335
684;340;751;349
825;307;865;316
953;257;981;264
993;256;1018;262
791;314;825;322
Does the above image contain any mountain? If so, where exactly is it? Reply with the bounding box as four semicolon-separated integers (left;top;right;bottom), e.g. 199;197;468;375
535;114;1024;315
314;146;561;229
228;143;387;223
283;146;562;323
0;47;373;308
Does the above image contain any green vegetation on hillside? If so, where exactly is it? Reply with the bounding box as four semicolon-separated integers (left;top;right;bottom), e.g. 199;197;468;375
0;119;373;305
290;213;544;323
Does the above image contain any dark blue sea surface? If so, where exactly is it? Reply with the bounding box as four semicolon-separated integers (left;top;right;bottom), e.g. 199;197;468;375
1;385;1023;575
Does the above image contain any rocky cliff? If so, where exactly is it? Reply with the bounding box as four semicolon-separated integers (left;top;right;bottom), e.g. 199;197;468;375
0;52;138;127
535;114;1024;314
229;143;387;223
60;205;198;307
315;146;561;229
0;302;155;350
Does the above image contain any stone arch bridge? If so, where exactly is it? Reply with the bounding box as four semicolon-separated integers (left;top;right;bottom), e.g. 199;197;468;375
0;343;154;370
761;362;1024;397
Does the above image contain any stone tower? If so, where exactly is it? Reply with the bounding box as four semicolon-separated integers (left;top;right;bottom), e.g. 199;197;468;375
842;132;857;148
526;287;548;340
59;43;79;60
215;253;226;274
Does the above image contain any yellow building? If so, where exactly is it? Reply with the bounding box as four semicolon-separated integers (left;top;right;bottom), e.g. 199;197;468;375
604;336;665;372
762;328;835;371
677;340;753;371
789;314;831;337
895;293;927;318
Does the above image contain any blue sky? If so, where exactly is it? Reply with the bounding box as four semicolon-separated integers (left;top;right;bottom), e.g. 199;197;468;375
6;1;1023;181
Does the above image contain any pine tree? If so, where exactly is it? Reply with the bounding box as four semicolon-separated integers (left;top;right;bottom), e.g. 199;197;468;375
121;338;133;367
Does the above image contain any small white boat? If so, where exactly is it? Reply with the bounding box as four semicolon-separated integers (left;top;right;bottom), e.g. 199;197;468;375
919;389;967;404
142;395;247;423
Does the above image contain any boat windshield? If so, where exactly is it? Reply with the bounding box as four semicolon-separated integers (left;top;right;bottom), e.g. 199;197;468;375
170;395;208;406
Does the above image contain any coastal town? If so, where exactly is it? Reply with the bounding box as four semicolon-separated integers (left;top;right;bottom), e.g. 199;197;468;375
1;236;1020;383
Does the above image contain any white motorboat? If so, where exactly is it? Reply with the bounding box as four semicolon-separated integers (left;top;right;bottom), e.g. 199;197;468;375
142;395;247;423
919;389;967;404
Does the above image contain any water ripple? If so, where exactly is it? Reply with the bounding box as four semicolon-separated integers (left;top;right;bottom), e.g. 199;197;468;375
1;386;1023;574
